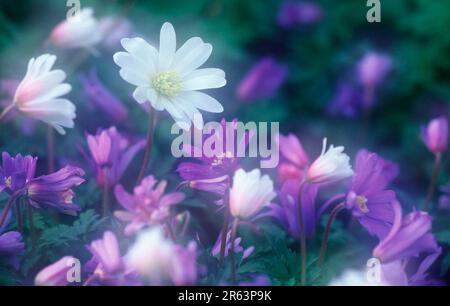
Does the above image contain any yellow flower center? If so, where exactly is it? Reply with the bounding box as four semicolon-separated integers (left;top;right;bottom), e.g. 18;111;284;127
152;70;183;97
356;195;369;213
5;176;12;188
212;151;234;166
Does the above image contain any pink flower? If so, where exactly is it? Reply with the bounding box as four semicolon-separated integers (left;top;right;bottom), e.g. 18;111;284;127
422;116;448;154
34;256;78;286
277;134;309;185
357;52;392;89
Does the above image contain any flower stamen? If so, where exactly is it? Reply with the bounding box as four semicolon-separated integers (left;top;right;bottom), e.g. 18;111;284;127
152;70;183;98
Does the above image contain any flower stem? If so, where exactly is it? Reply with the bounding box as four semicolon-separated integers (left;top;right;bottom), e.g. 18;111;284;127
47;125;55;173
102;168;110;217
424;152;442;211
136;107;157;184
317;202;345;268
297;181;307;286
15;200;22;233
0;103;14;122
230;218;239;285
27;204;36;248
219;189;230;266
0;190;22;228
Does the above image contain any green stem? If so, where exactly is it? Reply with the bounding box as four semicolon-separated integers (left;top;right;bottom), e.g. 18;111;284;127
0;190;22;228
317;202;345;268
424;152;442;211
136;107;157;184
219;189;230;266
297;181;307;286
47;125;55;173
102;167;110;217
230;218;239;285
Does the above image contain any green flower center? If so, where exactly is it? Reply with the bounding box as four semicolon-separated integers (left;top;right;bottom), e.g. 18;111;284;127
152;70;183;97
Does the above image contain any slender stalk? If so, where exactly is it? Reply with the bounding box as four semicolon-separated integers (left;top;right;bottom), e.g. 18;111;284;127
166;220;176;242
102;168;110;217
317;202;345;268
230;218;239;285
47;126;55;173
180;211;191;237
219;189;230;265
424;152;442;211
0;190;22;227
136;107;157;184
15;200;22;233
0;103;14;122
297;181;307;286
27;204;36;247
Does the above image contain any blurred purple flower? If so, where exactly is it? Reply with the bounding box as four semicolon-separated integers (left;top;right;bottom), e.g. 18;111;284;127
357;52;392;89
0;216;24;269
86;127;145;188
373;201;439;263
114;175;185;236
239;275;271;286
80;69;128;123
345;149;398;239
171;241;198;286
98;16;133;49
0;152;37;194
327;82;362;118
34;256;78;286
237;58;287;102
278;1;323;28
277;133;309;185
27;166;85;215
211;229;254;260
177;119;249;197
438;180;450;210
421;116;448;154
266;180;318;239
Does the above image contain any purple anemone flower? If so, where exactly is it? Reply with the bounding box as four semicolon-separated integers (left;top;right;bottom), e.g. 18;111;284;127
266;179;318;239
373;201;439;263
34;256;78;286
0;217;24;269
357;52;392;90
86;126;145;188
327;82;362;118
0;152;37;194
345;149;398;239
421;116;448;155
278;1;323;28
277;133;309;185
114;175;185;236
177;119;249;197
85;231;139;286
27;166;85;215
211;229;254;260
80;69;128;123
237;58;287;102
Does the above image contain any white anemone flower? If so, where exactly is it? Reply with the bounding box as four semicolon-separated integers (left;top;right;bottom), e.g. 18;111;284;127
229;169;276;219
50;7;102;50
12;54;75;135
306;138;353;184
113;22;226;130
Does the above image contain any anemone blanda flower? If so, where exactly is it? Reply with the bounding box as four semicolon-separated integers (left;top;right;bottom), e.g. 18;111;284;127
0;216;24;270
211;229;254;260
357;52;392;89
373;201;439;263
34;256;80;286
50;7;102;50
277;133;309;185
11;54;75;134
229;169;276;220
0;152;37;194
306;138;353;185
177;119;249;197
327;82;362;118
278;1;323;28
114;175;185;236
86;127;145;187
422;116;448;154
345;149;398;239
113;22;226;130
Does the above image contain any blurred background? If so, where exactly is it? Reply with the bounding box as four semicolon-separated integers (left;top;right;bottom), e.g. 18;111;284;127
1;0;450;284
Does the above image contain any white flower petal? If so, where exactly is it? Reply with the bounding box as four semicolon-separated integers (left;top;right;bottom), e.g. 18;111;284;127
119;69;148;86
178;43;212;76
179;91;223;113
158;22;176;71
133;87;149;104
183;74;226;91
113;52;155;77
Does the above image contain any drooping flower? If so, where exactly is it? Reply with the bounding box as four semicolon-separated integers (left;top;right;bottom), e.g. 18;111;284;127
306;138;353;185
345;149;398;239
373;201;439;263
357;52;392;90
80;69;128;123
236;58;287;102
421;116;448;154
49;7;102;50
0;152;37;194
277;133;309;185
114;175;185;236
278;1;323;28
85;231;139;286
0;217;24;269
229;169;276;220
34;256;79;286
27;166;85;215
266;179;318;239
12;54;75;134
86;127;144;187
113;22;226;130
211;229;254;260
177;119;249;197
125;227;197;285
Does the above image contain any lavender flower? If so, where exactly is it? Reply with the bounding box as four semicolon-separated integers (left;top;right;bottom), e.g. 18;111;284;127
0;152;37;194
421;116;448;154
357;52;392;90
171;241;198;286
86;127;144;188
114;175;185;236
327;82;362;118
278;1;323;28
0;217;24;269
277;133;309;185
373;201;439;263
267;179;318;239
34;256;79;286
80;69;128;123
211;229;254;260
27;166;85;215
237;58;287;102
345;149;398;239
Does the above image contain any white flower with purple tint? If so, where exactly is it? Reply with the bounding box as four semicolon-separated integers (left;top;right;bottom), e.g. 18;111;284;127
113;22;226;130
422;116;448;154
